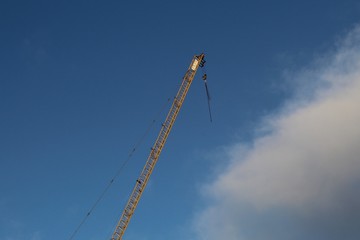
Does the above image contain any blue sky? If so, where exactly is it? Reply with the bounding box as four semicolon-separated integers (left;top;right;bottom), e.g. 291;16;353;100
1;1;360;240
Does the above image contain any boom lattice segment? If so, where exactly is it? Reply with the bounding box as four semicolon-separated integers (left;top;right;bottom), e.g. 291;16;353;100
111;54;205;240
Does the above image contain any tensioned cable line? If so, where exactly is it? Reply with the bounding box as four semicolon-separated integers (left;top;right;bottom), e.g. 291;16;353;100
201;62;212;122
67;96;172;240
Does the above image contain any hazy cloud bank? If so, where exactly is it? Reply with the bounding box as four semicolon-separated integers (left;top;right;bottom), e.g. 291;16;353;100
194;25;360;240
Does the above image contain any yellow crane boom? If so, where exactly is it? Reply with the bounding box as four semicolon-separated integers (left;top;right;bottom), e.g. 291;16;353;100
111;53;206;240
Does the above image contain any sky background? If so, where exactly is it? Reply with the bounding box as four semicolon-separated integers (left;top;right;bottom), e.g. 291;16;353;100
1;1;360;240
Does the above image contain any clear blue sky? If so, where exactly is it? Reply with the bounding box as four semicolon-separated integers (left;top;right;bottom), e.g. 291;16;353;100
1;1;360;240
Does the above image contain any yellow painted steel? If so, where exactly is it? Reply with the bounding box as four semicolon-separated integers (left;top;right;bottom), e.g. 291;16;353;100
111;53;205;240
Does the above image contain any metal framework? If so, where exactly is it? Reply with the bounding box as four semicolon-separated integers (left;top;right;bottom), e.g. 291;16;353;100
111;53;205;240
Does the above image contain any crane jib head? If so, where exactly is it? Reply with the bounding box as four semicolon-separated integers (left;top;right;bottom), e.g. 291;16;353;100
196;53;206;67
191;54;206;71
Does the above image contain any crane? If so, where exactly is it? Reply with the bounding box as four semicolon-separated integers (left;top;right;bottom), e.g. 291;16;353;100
111;53;206;240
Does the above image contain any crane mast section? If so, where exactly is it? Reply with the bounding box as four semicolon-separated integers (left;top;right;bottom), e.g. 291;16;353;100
111;54;205;240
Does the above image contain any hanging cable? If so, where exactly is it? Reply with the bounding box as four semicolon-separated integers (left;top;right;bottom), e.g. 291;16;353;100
201;59;213;122
67;97;172;240
203;78;212;122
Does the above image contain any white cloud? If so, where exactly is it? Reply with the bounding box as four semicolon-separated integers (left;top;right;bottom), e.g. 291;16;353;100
194;25;360;240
